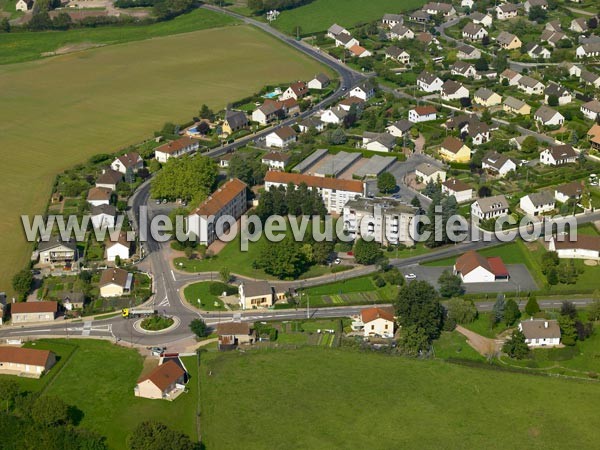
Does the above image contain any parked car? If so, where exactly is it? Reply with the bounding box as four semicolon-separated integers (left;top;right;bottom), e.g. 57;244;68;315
334;258;341;265
404;273;417;280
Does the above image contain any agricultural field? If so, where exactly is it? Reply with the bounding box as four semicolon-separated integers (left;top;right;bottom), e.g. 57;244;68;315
199;347;600;449
301;275;399;307
5;339;199;450
0;24;327;294
271;0;427;35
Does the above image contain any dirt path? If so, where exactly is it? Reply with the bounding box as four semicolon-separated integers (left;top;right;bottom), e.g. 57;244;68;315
455;325;503;357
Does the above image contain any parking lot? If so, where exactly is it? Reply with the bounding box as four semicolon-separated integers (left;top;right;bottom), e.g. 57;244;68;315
400;264;539;295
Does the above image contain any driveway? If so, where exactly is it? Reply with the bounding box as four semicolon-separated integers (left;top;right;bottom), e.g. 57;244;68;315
399;264;538;294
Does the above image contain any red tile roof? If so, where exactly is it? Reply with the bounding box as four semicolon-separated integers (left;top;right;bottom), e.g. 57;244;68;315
11;301;58;314
487;257;509;277
264;171;364;193
155;137;197;155
0;347;53;367
361;307;394;324
413;105;437;116
190;178;247;217
138;360;185;391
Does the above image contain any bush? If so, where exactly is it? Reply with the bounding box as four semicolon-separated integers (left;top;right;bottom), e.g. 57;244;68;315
373;275;386;288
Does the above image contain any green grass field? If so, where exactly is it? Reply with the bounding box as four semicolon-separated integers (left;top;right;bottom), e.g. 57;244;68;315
0;24;327;294
0;9;237;65
183;281;234;310
423;242;528;267
5;339;199;449
271;0;426;35
200;347;600;449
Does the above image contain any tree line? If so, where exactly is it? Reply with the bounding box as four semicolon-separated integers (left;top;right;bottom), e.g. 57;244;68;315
247;0;314;15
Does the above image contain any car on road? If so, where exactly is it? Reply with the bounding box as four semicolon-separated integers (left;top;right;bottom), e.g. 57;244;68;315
404;273;417;280
334;258;341;265
150;346;166;356
155;199;161;205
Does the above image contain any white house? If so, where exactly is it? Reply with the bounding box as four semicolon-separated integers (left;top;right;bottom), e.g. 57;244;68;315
519;319;561;348
461;0;474;9
524;0;547;12
349;45;372;58
265;126;297;148
381;13;403;28
549;235;600;260
307;73;330;90
155;137;199;164
327;23;348;39
422;2;456;16
441;178;473;203
517;76;544;95
525;43;551;60
462;22;488;41
352;307;395;338
534;105;564;127
581;70;600;89
554;181;584;203
539;144;577;166
106;233;131;262
481;151;517;177
99;268;132;298
544;82;572;106
454;250;510;283
451;61;477;78
90;204;116;229
15;0;33;12
386;119;412;137
251;100;285;126
471;12;493;27
261;152;291;170
496;3;518;20
389;24;415;40
320;106;348;124
471;195;509;220
111;152;143;174
348;81;375;101
362;132;396;152
441;80;469;101
385;46;410;64
335;32;360;49
87;187;112;207
570;18;588;34
581;100;600;121
408;105;437;123
457;44;481;60
415;163;446;184
417;71;443;93
281;81;308;101
576;43;600;59
519;191;555;216
95;169;122;191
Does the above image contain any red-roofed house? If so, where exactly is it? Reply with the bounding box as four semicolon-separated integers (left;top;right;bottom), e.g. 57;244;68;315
110;152;143;174
187;178;248;246
453;251;510;283
281;81;309;101
135;359;187;400
408;105;437;123
154;137;200;164
351;307;395;338
0;347;56;378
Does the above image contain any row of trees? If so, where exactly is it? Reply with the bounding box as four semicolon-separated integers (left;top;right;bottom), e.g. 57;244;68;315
255;184;327;222
247;0;313;14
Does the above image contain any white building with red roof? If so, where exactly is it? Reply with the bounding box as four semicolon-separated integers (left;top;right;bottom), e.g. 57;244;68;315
453;250;510;283
351;307;395;338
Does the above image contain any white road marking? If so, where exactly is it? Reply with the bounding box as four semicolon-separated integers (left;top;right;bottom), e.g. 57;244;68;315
157;296;170;307
82;321;92;336
171;270;176;281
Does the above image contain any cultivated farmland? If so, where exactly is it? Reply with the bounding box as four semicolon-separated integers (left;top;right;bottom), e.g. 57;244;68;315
200;347;600;449
0;25;327;293
271;0;427;35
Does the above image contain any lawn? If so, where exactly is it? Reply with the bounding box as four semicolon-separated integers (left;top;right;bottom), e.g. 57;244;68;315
423;242;528;267
271;0;427;35
460;312;512;339
183;281;235;311
432;330;487;361
7;339;200;449
300;275;399;307
0;9;237;65
199;347;600;449
0;24;327;294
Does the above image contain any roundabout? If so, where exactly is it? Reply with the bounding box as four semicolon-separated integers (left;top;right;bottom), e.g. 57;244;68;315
134;315;181;335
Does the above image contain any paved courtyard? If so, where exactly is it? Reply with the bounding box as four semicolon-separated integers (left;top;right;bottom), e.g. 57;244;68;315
400;264;538;294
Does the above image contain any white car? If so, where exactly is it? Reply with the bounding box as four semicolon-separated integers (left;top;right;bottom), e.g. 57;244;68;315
404;273;417;280
334;258;341;265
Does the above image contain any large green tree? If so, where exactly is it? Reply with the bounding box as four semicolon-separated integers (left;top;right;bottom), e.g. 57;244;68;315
228;151;267;186
438;270;464;298
525;296;540;316
256;236;308;279
377;172;396;194
189;319;209;338
128;421;196;450
151;155;217;202
503;299;521;326
446;298;477;324
502;329;529;359
353;238;383;265
12;269;33;300
395;281;443;342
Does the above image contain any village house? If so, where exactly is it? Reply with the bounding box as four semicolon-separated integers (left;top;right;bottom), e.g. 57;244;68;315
544;82;572;106
37;236;77;266
519;319;561;347
265;126;297;148
457;44;481;60
298;117;325;133
441;178;473;203
335;32;360;49
524;0;547;12
261;152;291;170
320;106;348;124
576;43;600;58
348;81;375;101
239;281;275;310
95;169;122;191
385;46;410;64
581;100;600;121
362;132;396;152
539;144;577;166
454;250;510;283
525;43;551;60
408;105;437;123
90;204;116;229
351;307;395;338
461;0;474;9
154;137;200;164
386;119;412;137
281;81;309;101
473;88;501;107
222;110;248;135
219;153;233;168
534;105;564;127
545;20;561;34
106;232;131;262
471;194;509;220
11;301;58;324
417;71;443;93
451;61;477;78
503;96;531;115
500;69;522;86
570;18;588;34
471;12;493;27
99;267;132;298
338;96;364;112
307;73;330;90
422;2;456;17
217;322;256;350
61;292;85;311
495;3;518;20
549;235;600;260
327;23;348;39
580;70;600;89
462;22;488;41
0;347;56;378
415;163;447;184
589;124;600;151
559;62;581;78
381;13;403;28
251;100;286;126
349;45;372;58
264;171;365;214
135;359;187;400
540;30;566;48
519;191;555;216
87;187;112;207
389;24;415;40
342;197;416;247
408;10;430;23
496;31;522;50
439;136;471;163
111;152;143;175
187;178;248;246
441;80;469;101
16;0;34;11
554;180;584;203
481;151;517;177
